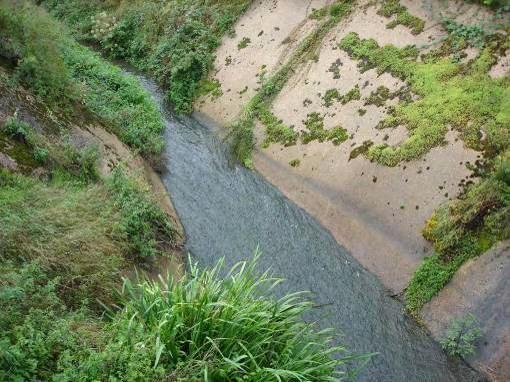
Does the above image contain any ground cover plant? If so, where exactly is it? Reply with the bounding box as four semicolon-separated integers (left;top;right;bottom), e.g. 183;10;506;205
377;0;425;35
440;314;483;358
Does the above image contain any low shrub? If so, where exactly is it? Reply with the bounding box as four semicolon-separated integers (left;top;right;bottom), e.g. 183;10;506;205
440;314;482;358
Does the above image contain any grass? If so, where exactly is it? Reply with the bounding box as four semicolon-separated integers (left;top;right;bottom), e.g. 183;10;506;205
0;170;125;308
0;255;366;381
0;167;177;308
1;114;100;181
0;1;165;158
42;0;253;114
230;0;355;166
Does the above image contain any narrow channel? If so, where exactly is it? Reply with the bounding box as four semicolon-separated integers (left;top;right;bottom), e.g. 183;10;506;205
135;73;481;382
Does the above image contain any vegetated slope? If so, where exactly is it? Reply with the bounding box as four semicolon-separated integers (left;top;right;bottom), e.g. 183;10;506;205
337;28;510;312
0;2;361;380
0;1;165;159
41;0;253;114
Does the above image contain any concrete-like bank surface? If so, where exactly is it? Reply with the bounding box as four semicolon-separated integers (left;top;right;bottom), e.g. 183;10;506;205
136;73;481;381
196;0;510;377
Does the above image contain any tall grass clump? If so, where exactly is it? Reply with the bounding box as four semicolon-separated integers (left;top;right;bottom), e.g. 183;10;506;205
82;256;363;381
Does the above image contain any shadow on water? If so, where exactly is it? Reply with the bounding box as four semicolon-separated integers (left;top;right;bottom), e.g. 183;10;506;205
133;72;483;382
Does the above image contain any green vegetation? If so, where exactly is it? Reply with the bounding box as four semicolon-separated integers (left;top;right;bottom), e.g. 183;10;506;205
237;36;251;49
407;154;510;311
339;31;510;312
364;86;391;107
0;1;165;158
0;249;363;381
440;314;482;358
301;113;348;145
289;158;301;167
377;0;425;35
261;108;348;149
323;85;361;107
1;114;100;181
323;88;343;107
260;106;299;148
342;85;361;104
230;0;354;166
197;78;223;99
42;0;252;114
0;2;365;380
339;32;509;167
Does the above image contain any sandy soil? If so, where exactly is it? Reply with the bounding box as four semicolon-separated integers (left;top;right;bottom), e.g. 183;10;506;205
196;0;333;125
196;0;508;378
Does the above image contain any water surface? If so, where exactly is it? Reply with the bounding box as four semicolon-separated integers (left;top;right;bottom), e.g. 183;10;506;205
136;74;481;382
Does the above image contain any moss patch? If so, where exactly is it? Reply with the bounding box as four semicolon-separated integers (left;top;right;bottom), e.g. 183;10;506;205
339;32;510;167
237;36;251;50
301;112;348;145
377;0;425;35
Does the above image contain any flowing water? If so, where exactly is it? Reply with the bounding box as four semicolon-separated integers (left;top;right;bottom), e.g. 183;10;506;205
135;73;482;382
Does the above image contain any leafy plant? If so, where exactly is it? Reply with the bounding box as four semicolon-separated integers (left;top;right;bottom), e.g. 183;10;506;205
440;314;482;358
3;115;31;142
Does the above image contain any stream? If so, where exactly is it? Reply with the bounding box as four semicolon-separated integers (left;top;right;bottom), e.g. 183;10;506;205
135;73;482;382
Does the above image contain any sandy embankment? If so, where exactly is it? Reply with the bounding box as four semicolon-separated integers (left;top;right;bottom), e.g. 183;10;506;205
196;0;509;378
